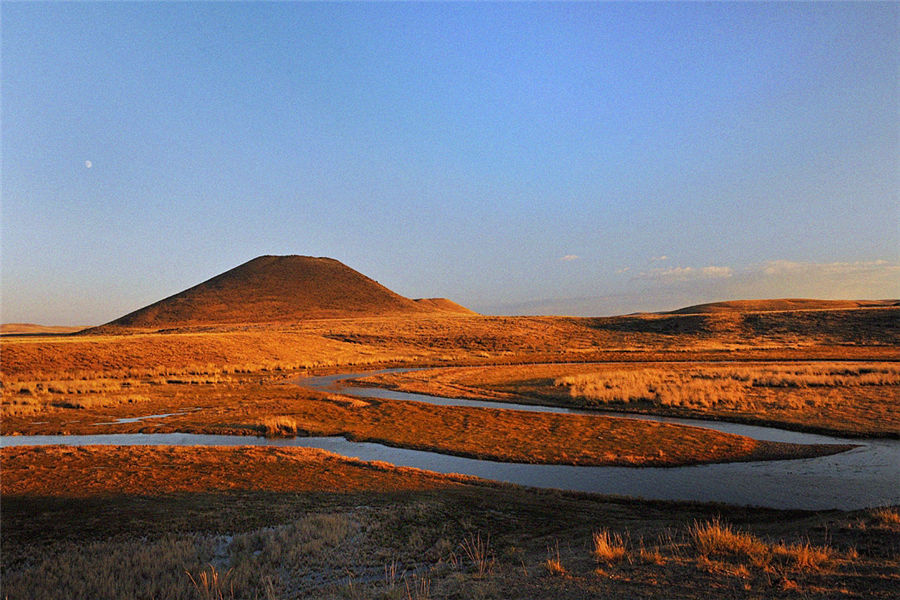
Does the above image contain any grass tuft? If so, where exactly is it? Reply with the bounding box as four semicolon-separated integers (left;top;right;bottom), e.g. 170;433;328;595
459;532;494;577
592;529;627;563
404;574;431;600
689;518;768;558
773;541;833;571
186;564;234;600
872;507;900;526
258;416;299;437
689;519;833;572
545;541;567;576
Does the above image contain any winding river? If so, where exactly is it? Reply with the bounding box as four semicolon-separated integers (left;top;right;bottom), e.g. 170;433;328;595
3;368;898;511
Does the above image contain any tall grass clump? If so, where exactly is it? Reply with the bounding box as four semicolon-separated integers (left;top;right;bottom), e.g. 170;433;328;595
404;574;431;600
592;529;627;563
773;541;833;572
689;518;768;559
871;507;900;526
689;519;833;572
459;533;494;577
545;541;567;576
258;416;300;437
186;564;234;600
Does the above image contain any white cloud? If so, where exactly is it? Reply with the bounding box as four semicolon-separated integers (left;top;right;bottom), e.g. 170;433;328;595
560;254;580;262
650;255;669;262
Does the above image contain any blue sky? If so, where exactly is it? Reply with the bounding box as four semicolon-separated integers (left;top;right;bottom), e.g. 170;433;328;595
3;2;898;324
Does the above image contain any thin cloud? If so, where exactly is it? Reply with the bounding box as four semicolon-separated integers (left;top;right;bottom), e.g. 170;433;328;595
645;259;899;300
636;260;897;289
744;259;900;299
650;255;669;262
701;266;733;278
560;254;580;262
762;259;892;277
480;258;899;318
635;265;732;282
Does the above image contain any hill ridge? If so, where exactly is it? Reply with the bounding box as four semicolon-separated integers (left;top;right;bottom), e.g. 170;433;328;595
666;298;899;315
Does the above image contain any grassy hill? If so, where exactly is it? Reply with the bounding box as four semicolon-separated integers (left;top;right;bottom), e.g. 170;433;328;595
88;255;473;332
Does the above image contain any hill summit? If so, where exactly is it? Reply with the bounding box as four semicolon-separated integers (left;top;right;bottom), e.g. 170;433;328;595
95;255;474;330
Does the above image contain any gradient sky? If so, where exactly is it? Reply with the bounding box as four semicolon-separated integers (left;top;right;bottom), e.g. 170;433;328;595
3;2;898;325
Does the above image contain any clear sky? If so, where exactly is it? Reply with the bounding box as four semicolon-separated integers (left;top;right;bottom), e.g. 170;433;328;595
3;2;898;325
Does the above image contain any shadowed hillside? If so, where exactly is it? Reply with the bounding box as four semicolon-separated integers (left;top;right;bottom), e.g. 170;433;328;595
586;305;899;345
89;255;473;332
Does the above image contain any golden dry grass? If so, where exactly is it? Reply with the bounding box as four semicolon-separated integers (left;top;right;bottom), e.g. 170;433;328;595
257;416;300;437
1;380;850;467
0;323;86;335
2;305;897;599
4;444;897;599
689;518;836;572
365;361;900;437
1;445;476;497
545;541;568;576
2;308;896;448
0;328;401;382
554;363;900;409
689;518;771;559
592;529;627;563
4;306;897;382
871;507;900;526
259;416;302;437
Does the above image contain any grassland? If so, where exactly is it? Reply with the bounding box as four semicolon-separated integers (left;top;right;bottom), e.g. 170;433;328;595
2;306;898;599
3;309;898;382
358;360;900;438
3;445;898;599
2;378;846;467
7;311;887;465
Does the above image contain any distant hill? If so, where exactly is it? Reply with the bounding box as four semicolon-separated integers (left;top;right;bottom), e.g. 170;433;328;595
584;301;899;345
666;298;899;315
413;298;477;314
90;255;474;331
0;323;86;336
